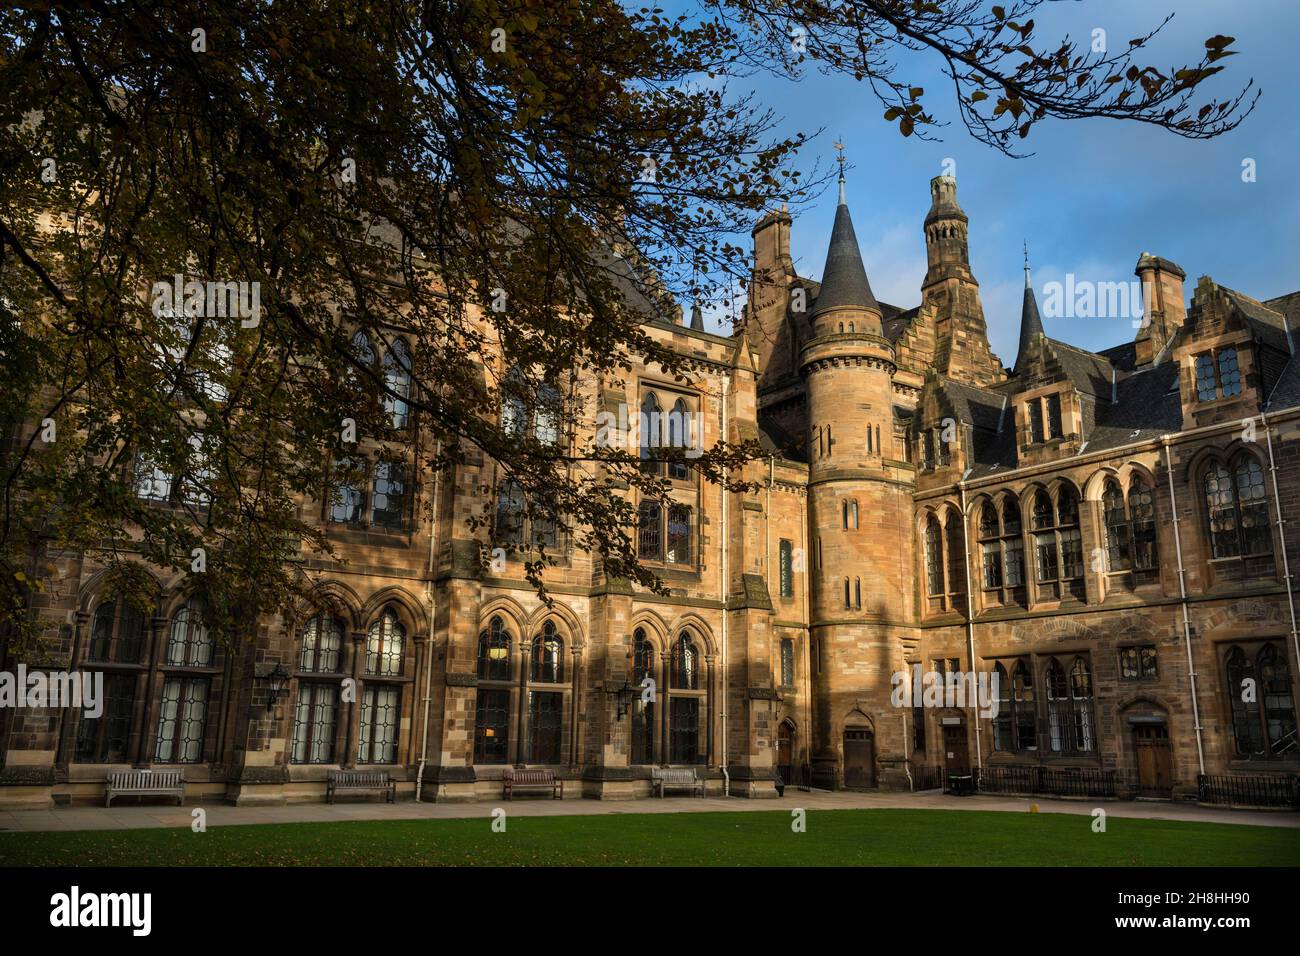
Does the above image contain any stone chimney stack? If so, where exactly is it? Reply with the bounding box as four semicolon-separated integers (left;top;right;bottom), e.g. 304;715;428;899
1134;253;1187;366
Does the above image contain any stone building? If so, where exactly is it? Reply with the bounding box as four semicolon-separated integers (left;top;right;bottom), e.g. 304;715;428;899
2;170;1298;807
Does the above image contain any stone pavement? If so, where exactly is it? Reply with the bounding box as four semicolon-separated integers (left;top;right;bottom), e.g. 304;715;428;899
0;789;1295;834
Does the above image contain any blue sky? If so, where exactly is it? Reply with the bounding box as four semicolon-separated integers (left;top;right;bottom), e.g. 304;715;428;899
692;0;1299;364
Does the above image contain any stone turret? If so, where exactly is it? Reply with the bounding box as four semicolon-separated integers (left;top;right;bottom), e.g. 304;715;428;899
799;163;911;791
918;175;1004;387
923;174;971;286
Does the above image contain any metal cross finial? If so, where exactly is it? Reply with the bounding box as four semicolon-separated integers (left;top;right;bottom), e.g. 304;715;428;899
1023;240;1031;289
834;139;846;204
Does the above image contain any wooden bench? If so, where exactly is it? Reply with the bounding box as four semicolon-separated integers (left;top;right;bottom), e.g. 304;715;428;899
327;770;396;804
652;767;704;798
105;770;185;808
503;768;563;800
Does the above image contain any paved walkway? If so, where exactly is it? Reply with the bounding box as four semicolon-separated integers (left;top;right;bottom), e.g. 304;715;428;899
1;789;1296;833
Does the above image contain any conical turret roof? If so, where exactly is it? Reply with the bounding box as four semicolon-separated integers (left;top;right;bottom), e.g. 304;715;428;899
1015;249;1044;372
811;192;879;318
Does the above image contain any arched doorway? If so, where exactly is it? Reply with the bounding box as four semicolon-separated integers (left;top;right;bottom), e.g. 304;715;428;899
843;726;877;789
1132;723;1172;797
1123;700;1174;798
777;720;795;786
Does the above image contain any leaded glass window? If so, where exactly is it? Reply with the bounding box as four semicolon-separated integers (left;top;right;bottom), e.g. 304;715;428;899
155;677;209;763
74;673;135;763
166;599;213;666
474;688;510;763
370;460;406;529
478;616;511;681
527;691;563;763
365;609;404;677
671;635;699;690
530;621;564;683
301;616;344;673
291;683;339;764
88;597;145;664
358;684;400;763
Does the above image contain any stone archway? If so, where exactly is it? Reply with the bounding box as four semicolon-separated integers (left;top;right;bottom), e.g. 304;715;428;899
842;724;877;789
1120;698;1174;798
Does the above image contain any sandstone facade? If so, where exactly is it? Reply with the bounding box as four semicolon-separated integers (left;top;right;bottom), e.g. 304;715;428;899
2;174;1297;807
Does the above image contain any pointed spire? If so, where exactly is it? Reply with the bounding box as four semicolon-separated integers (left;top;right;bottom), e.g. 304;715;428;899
690;300;704;331
1015;245;1044;372
811;146;879;321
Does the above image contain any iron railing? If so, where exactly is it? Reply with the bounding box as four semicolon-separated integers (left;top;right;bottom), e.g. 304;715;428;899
1197;773;1300;809
977;765;1116;798
909;763;946;792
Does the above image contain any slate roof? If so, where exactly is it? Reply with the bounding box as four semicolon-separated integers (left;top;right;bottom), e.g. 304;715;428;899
1085;361;1182;453
810;201;879;317
759;417;807;463
1044;338;1117;400
942;379;1006;434
881;303;918;343
1223;286;1292;355
1013;285;1043;372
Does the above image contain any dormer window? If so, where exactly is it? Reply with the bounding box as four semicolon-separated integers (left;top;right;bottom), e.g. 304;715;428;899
1029;400;1043;442
1026;394;1063;444
1046;394;1063;439
917;426;949;471
1194;347;1242;402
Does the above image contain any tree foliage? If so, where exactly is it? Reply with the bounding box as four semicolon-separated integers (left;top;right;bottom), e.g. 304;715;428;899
0;0;1255;655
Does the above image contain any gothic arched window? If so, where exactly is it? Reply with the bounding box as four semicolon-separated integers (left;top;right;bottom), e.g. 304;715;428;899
671;635;699;690
632;628;656;765
668;398;690;479
88;595;145;664
924;514;943;598
1204;456;1271;560
640;392;662;475
1013;659;1037;751
1045;656;1094;754
944;510;966;601
638;500;662;560
477;616;511;681
666;505;692;564
300;616;344;673
534;381;561;446
530;621;565;683
1102;479;1129;570
365;608;405;677
496;480;525;547
1104;476;1160;576
382;337;412;429
166;597;213;666
1225;642;1297;758
1033;486;1083;599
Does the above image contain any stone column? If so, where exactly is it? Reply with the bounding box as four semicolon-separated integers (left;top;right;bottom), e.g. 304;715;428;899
705;655;716;767
515;636;531;765
344;630;366;767
135;616;168;765
660;650;671;764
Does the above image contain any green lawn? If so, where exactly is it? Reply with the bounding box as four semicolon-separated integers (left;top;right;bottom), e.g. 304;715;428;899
2;808;1297;867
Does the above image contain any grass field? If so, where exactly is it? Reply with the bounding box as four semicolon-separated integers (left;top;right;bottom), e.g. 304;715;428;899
2;808;1298;866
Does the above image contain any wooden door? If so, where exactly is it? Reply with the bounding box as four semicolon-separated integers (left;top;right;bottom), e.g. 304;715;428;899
1133;724;1173;797
777;722;794;785
942;723;970;776
843;728;876;789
